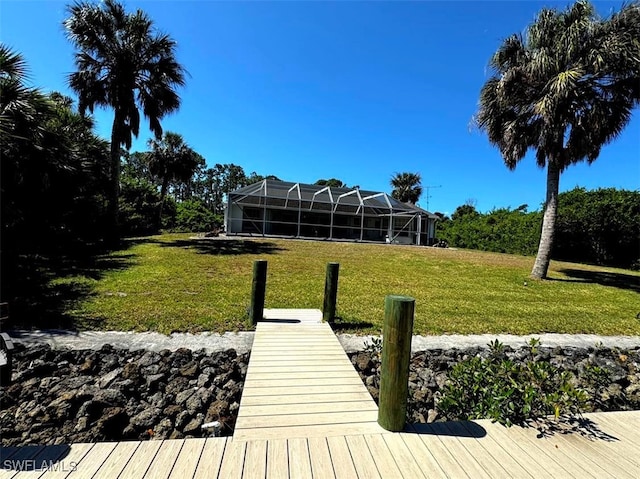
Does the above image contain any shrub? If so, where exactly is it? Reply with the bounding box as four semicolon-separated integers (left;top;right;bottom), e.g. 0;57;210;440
173;199;220;233
119;176;161;236
437;339;588;427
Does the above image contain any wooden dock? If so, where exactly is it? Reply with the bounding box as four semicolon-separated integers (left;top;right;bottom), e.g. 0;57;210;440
2;411;639;478
1;309;639;478
234;310;386;441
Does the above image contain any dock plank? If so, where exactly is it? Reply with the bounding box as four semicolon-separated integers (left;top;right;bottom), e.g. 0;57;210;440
168;438;206;479
140;440;184;479
344;436;381;479
307;437;335;479
287;438;312;479
117;440;162;479
66;442;117;478
364;435;403;478
242;440;267;479
326;437;357;479
217;440;246;479
192;438;228;479
265;439;287;479
399;433;447;478
93;441;140;479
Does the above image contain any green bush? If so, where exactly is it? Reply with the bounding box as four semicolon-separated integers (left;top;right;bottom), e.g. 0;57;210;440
555;187;640;268
437;339;587;427
438;188;639;268
173;199;220;233
119;176;162;237
437;206;542;256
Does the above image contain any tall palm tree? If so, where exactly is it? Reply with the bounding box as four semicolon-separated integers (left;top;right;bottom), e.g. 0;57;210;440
390;172;423;205
475;0;639;279
65;0;186;245
147;132;204;226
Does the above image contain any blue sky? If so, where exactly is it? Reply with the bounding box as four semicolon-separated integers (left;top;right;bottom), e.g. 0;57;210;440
2;0;638;215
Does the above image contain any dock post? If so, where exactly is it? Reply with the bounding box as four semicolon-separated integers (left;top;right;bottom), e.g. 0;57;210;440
378;295;415;431
249;260;268;326
322;262;340;322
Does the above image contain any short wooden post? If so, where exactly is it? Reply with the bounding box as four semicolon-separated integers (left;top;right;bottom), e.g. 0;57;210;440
249;260;267;325
322;262;340;322
378;295;415;431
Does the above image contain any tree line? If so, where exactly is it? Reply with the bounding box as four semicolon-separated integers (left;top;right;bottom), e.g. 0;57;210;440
436;187;640;269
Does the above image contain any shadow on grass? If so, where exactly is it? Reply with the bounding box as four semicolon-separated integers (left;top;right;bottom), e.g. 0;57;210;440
159;238;286;256
330;316;375;332
554;268;640;293
3;246;136;331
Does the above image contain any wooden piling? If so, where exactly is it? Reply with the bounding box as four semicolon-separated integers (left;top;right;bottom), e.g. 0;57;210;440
322;262;340;322
378;295;415;431
249;260;267;325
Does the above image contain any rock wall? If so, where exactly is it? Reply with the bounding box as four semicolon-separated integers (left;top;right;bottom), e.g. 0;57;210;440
2;343;639;447
1;344;248;446
350;345;640;424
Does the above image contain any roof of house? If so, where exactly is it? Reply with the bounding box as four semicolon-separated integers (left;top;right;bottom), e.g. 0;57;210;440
228;180;437;218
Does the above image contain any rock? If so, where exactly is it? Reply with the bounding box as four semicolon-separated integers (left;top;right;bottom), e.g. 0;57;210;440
176;388;196;406
186;388;212;416
205;400;229;422
427;409;438;423
130;408;161;429
183;414;204;435
165;377;190;396
353;353;373;372
74;416;89;432
148;392;170;410
79;357;97;374
94;388;126;406
179;361;199;378
154;418;173;437
145;373;166;391
163;405;182;418
196;373;211;388
175;411;191;430
138;351;161;368
98;368;122;388
121;362;140;381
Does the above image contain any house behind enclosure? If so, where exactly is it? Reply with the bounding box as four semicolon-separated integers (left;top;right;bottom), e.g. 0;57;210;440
225;180;439;245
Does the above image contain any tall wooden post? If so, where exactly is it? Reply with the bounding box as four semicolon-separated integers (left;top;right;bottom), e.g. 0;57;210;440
322;262;340;322
249;260;267;325
378;295;415;431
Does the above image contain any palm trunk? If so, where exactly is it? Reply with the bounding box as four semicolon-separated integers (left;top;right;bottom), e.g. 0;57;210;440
107;114;122;248
531;160;561;279
157;177;169;229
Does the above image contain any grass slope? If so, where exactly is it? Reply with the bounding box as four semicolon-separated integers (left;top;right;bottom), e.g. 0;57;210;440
58;234;640;335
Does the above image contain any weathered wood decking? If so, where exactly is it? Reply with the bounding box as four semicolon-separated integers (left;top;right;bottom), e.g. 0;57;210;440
1;309;639;478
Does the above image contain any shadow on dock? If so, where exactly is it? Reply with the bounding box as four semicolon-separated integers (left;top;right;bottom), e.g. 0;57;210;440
407;420;487;438
0;445;71;472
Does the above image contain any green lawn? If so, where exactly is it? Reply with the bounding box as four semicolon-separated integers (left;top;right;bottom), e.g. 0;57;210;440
56;233;640;335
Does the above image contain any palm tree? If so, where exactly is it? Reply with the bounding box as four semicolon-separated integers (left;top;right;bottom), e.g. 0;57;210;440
390;172;423;204
0;44;51;146
65;0;186;245
475;0;640;279
147;132;204;226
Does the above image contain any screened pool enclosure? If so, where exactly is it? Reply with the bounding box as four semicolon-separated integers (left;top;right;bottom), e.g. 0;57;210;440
225;180;438;245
